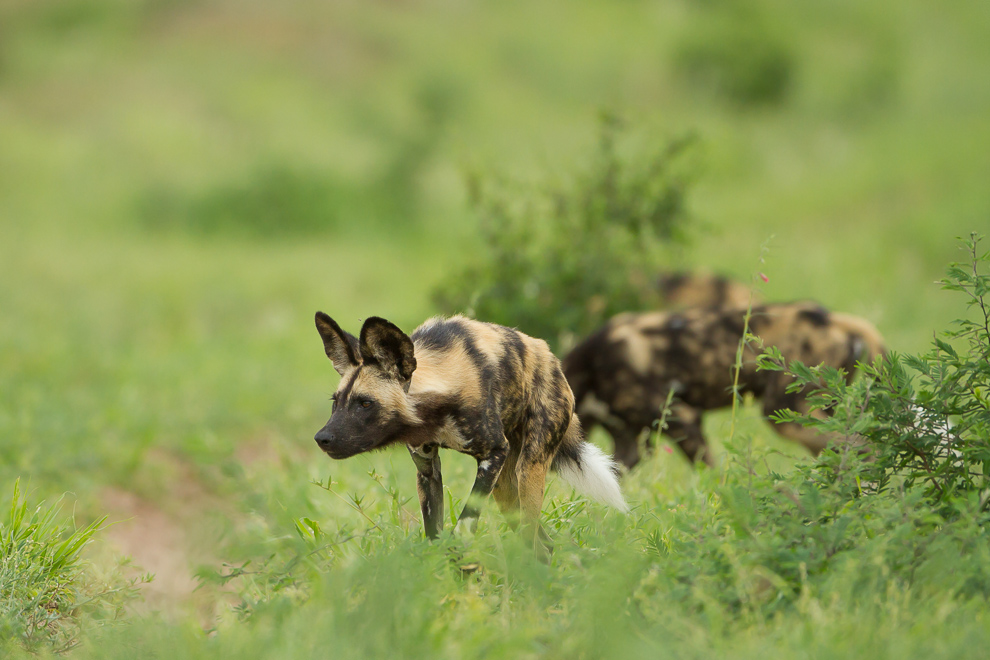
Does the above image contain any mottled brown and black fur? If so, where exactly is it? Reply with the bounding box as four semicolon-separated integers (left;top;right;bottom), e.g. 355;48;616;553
563;302;886;469
314;313;626;551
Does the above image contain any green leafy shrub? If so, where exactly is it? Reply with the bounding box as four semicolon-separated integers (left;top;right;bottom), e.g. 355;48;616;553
433;116;697;352
0;480;138;654
760;233;990;514
630;234;990;617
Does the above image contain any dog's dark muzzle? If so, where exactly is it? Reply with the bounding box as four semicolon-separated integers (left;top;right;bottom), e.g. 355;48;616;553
314;426;364;459
314;427;335;451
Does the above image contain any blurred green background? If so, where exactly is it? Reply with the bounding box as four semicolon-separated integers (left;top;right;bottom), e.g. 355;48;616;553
1;0;989;654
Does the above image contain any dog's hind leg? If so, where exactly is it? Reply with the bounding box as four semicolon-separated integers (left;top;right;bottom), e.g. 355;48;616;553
517;409;568;558
665;403;715;467
491;443;521;529
603;419;644;470
515;446;553;559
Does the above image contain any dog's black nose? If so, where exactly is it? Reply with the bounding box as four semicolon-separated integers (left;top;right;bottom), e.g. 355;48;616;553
315;430;334;449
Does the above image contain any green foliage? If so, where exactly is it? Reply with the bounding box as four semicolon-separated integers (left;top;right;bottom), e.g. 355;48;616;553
139;167;347;239
138;80;454;240
638;463;960;620
675;2;795;107
626;241;990;620
4;0;120;35
370;77;460;223
0;480;137;654
434;116;696;351
759;234;990;514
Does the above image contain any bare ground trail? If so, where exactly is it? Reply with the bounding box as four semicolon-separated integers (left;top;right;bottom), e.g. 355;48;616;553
94;438;304;621
96;450;235;621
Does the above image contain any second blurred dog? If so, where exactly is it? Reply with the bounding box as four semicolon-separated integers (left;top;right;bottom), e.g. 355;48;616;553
657;271;757;310
563;302;886;469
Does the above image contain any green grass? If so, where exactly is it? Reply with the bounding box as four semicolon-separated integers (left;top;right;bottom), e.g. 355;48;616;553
0;480;139;654
1;0;989;656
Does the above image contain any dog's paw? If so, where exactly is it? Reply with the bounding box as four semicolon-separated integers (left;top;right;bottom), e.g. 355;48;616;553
454;517;478;537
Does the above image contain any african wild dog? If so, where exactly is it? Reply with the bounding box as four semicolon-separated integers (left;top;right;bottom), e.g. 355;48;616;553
657;271;758;310
313;313;627;550
563;302;886;469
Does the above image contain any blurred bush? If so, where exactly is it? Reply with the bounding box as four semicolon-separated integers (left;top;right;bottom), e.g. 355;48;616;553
25;0;118;33
370;78;460;224
137;78;455;239
433;115;697;352
804;17;901;118
0;0;158;37
139;167;347;238
675;1;795;107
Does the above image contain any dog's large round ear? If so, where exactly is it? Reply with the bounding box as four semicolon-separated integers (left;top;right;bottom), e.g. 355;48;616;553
359;317;416;383
315;312;360;376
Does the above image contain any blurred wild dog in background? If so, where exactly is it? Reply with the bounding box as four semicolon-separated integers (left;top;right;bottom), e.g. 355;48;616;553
657;271;759;310
313;313;627;552
563;302;886;469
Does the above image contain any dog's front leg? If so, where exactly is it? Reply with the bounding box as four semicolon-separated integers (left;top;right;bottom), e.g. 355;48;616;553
408;443;444;539
456;443;508;534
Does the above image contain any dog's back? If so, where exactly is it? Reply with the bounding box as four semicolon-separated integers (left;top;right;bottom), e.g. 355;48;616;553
413;316;627;511
657;271;756;310
409;315;573;441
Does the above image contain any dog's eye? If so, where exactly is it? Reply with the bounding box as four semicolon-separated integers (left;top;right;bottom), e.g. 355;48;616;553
331;396;338;412
360;399;372;409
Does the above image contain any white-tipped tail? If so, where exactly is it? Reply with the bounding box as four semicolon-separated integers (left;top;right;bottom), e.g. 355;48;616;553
555;442;629;512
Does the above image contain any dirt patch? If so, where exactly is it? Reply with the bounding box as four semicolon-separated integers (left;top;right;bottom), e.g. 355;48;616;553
97;450;236;621
100;487;200;613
